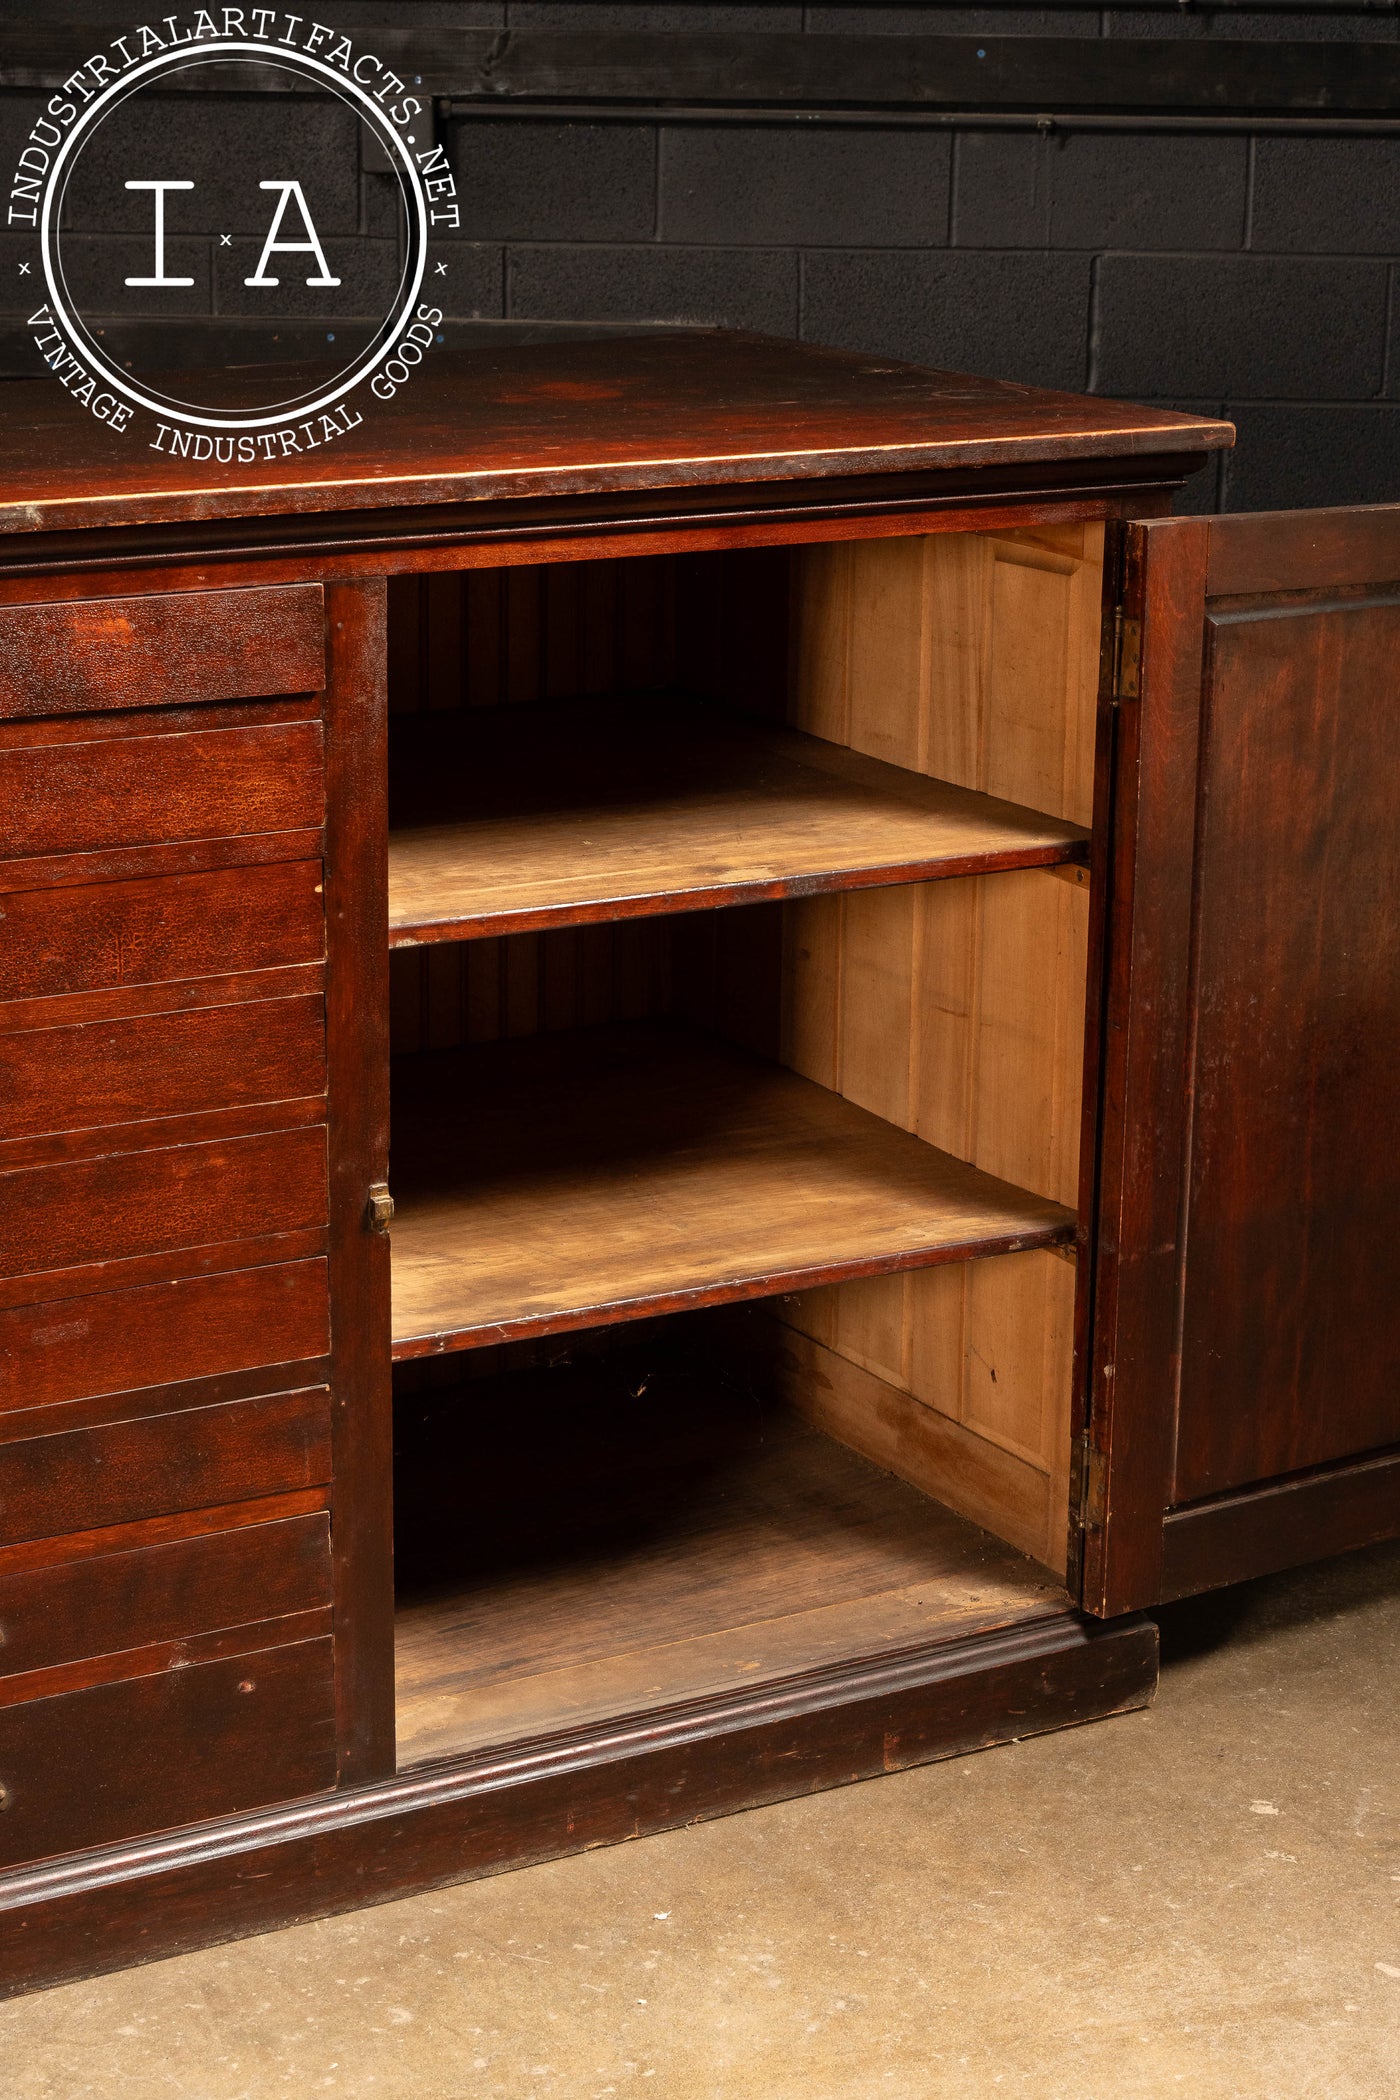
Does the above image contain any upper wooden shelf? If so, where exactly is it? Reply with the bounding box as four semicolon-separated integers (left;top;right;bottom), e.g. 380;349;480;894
388;1020;1075;1358
387;697;1088;944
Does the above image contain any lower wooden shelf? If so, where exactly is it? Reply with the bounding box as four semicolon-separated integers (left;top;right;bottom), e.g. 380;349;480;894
388;1020;1076;1356
392;1349;1072;1769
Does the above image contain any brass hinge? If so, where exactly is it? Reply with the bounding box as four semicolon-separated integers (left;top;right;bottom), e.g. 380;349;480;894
1074;1429;1109;1533
1109;608;1142;706
366;1182;395;1234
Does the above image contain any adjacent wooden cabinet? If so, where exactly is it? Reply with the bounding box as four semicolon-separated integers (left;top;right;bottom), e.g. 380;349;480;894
0;331;1394;1994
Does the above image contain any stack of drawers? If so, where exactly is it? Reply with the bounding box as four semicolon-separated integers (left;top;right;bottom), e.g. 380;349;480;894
0;585;341;1867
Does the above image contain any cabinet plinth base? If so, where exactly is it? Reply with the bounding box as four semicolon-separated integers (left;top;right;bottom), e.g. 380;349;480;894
0;1608;1156;2000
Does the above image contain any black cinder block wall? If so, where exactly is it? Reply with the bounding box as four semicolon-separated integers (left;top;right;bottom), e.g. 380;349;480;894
4;1;1399;512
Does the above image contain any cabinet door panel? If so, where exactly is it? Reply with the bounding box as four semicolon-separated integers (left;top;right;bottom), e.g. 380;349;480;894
1083;506;1400;1611
1175;595;1400;1498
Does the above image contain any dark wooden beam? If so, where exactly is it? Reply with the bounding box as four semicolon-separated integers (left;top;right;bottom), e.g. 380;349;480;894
3;30;1400;118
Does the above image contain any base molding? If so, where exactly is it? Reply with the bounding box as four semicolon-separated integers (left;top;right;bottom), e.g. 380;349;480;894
0;1608;1156;1999
1160;1445;1400;1600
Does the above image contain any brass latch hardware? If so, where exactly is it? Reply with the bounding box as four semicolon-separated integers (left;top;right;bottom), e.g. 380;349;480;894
367;1182;395;1234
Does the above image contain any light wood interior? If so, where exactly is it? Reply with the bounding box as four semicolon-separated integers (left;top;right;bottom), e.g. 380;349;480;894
389;1019;1075;1356
775;525;1103;1570
392;1332;1070;1768
387;698;1087;943
385;522;1104;1766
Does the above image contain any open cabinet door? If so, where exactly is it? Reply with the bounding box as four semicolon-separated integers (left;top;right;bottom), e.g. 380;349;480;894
1079;506;1400;1616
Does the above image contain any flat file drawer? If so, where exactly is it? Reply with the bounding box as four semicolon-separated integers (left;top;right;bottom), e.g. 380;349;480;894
0;587;324;720
0;1511;332;1686
0;1387;332;1545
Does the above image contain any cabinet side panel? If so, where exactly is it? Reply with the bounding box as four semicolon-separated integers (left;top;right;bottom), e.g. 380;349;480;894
781;530;1101;1572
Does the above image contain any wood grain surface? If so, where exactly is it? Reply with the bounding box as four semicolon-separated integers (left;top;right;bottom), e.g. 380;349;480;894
387;697;1088;943
0;334;1232;542
0;860;325;1003
0;1639;337;1871
0;587;324;719
389;1020;1075;1355
0;1261;329;1418
0;995;325;1142
0;720;324;861
0;1512;331;1683
0;1386;332;1544
1172;593;1400;1497
393;1353;1067;1765
0;1125;329;1282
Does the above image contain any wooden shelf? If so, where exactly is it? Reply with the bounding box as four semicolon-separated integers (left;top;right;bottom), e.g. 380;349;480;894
387;698;1089;945
389;1020;1076;1358
393;1353;1070;1768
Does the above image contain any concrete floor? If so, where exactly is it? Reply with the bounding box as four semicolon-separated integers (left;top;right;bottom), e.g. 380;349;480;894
3;1540;1399;2100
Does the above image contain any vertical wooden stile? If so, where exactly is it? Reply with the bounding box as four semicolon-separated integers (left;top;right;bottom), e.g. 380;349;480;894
324;579;395;1781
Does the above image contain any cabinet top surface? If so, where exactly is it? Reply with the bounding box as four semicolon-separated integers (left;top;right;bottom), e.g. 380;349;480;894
0;329;1232;541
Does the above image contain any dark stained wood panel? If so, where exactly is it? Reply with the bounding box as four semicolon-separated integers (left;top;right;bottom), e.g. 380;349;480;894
388;698;1089;944
0;995;325;1141
1206;502;1400;599
0;1639;336;1870
1173;595;1400;1501
389;1021;1075;1356
0;1261;329;1417
0;588;324;720
0;861;325;1003
0;721;324;861
0;1609;1156;1993
0;1387;332;1543
1160;1448;1400;1600
0;1125;328;1282
0;335;1232;542
321;579;396;1786
0;1513;332;1682
394;1356;1068;1764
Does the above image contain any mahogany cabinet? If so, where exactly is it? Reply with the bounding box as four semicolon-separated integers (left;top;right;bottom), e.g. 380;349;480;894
0;331;1393;1993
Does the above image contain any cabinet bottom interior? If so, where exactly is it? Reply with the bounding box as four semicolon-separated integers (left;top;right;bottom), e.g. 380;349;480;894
391;1312;1072;1772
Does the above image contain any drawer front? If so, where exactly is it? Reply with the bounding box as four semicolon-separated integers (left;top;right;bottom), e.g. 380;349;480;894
0;719;324;860
0;1261;329;1416
0;586;325;720
0;1387;331;1545
0;1638;336;1867
0;994;325;1141
0;1124;327;1281
0;1512;332;1682
0;860;325;1002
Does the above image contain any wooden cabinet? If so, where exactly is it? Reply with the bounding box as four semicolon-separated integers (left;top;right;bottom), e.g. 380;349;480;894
0;329;1393;1994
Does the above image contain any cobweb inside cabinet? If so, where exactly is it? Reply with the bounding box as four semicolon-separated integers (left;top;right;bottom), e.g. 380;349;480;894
384;524;1103;1772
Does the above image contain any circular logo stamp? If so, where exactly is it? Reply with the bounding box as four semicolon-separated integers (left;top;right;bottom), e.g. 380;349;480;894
8;12;458;462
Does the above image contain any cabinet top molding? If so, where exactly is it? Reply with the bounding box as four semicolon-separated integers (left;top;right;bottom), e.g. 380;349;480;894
0;332;1232;548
